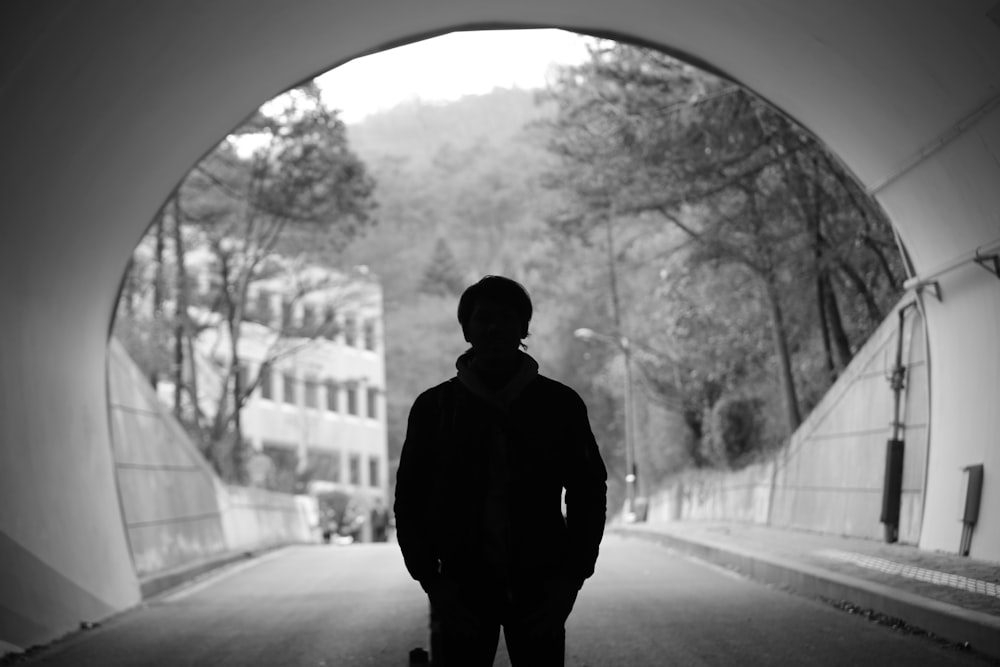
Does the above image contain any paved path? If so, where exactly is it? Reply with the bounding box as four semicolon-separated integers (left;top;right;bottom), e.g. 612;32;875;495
628;521;1000;615
10;536;994;666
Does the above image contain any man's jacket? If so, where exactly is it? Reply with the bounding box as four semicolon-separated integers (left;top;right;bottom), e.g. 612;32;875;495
394;351;608;587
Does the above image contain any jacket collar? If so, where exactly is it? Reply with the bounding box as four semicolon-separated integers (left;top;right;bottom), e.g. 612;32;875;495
455;349;539;412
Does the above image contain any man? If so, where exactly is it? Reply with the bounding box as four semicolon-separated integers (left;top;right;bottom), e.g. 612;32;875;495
394;275;608;666
370;498;390;542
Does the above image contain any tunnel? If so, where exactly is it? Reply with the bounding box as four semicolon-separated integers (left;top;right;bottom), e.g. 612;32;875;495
1;0;999;653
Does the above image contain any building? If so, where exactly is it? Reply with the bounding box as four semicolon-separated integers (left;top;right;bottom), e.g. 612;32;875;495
164;262;389;541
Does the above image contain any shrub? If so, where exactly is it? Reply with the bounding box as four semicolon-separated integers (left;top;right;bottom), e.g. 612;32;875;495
701;395;766;468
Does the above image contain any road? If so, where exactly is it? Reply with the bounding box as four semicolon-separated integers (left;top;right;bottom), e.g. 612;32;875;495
13;535;992;666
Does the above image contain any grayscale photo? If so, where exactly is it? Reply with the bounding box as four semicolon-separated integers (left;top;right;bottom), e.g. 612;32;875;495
2;3;999;666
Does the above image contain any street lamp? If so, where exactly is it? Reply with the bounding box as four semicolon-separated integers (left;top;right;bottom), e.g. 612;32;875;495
574;327;639;522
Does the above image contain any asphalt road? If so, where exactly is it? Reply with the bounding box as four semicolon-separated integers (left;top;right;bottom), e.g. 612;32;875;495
13;535;993;666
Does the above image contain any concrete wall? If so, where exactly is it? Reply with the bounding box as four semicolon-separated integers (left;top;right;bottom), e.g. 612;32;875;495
108;338;316;577
219;486;316;553
647;463;774;526
107;339;230;578
648;299;931;545
878;103;1000;563
0;332;141;655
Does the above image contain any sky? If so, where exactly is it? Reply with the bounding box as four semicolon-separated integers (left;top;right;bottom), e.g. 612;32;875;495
312;28;591;124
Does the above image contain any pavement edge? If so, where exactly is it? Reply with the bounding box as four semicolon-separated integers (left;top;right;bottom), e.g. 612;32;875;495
139;542;296;600
610;525;1000;662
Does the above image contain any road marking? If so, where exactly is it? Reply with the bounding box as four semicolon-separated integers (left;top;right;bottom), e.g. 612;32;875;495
160;547;294;602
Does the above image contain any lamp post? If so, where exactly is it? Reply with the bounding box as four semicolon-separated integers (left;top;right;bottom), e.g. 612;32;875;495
574;327;639;522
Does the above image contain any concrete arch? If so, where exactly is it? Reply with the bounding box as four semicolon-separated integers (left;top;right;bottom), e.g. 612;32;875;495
1;0;999;651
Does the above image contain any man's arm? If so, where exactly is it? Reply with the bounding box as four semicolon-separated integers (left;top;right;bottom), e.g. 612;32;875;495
563;391;608;582
393;390;440;584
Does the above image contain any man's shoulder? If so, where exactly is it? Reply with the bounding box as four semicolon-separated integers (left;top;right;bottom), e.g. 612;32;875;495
532;374;585;404
413;378;458;407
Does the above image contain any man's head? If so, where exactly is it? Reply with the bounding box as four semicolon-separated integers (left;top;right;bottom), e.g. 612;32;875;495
458;276;533;361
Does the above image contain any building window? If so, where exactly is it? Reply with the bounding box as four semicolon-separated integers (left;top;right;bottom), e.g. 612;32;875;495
346;384;358;415
366;387;378;419
235;359;249;396
260;365;273;400
282;373;296;405
281;299;292;330
349;453;361;486
302;303;316;331
307;447;340;484
325;380;339;412
322;306;336;340
254;289;272;324
368;456;380;488
363;320;376;351
262;442;299;494
304;377;318;408
344;315;357;347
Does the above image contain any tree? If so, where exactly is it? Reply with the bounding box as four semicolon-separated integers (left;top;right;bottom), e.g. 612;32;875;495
420;237;466;296
536;39;905;448
115;80;377;483
703;395;767;468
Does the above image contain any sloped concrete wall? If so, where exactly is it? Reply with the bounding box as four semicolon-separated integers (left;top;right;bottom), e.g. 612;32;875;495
648;298;929;544
107;339;315;581
107;339;230;578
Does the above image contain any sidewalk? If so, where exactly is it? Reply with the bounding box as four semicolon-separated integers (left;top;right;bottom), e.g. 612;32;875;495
610;521;1000;662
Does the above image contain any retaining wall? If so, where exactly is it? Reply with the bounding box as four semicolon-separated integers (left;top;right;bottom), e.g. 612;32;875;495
107;338;314;583
647;298;929;544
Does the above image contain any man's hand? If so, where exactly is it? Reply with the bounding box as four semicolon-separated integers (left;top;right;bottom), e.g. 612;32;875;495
523;574;582;632
421;575;483;635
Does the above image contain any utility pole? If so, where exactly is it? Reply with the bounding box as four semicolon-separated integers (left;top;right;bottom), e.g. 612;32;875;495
574;327;639;521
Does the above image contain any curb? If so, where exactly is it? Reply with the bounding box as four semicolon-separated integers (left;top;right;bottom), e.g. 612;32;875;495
610;525;1000;661
139;542;298;600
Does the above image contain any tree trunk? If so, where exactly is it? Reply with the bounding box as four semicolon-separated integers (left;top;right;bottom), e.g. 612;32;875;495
151;210;166;387
170;194;186;418
229;313;242;455
862;235;900;291
762;275;801;432
184;329;202;441
821;273;853;371
122;255;136;318
816;273;836;379
836;259;882;323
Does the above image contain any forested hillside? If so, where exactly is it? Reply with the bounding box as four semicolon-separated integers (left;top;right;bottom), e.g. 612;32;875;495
338;42;907;515
340;87;591;493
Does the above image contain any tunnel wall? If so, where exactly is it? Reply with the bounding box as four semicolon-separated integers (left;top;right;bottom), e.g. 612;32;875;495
876;103;1000;561
647;300;931;545
0;317;142;655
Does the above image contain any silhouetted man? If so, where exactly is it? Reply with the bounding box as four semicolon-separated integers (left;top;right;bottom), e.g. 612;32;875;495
394;275;608;666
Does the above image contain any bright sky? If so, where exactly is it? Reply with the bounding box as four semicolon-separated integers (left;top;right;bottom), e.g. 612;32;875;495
314;28;591;123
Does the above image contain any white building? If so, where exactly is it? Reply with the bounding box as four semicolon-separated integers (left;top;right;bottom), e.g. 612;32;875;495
165;263;389;536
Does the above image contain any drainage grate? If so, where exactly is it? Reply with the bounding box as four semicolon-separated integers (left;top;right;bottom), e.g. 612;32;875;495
818;549;1000;599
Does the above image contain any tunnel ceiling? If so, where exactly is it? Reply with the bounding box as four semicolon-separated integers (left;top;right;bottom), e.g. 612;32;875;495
1;0;999;303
